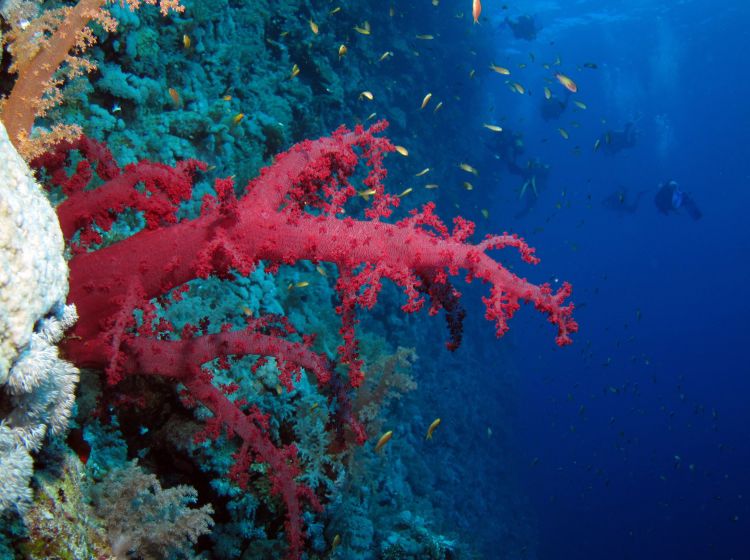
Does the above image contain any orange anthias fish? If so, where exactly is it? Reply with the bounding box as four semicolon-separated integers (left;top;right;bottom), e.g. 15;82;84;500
555;72;578;93
168;87;181;107
472;0;481;24
374;430;393;452
426;418;442;439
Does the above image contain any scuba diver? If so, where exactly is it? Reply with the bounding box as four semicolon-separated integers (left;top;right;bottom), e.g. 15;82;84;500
601;187;647;214
596;122;637;155
508;157;551;218
505;15;540;41
540;92;570;121
654;180;702;220
499;129;525;168
487;127;525;169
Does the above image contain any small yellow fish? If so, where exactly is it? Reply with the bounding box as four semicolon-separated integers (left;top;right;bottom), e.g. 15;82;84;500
511;82;525;94
309;20;319;34
573;100;587;110
366;112;377;121
374;430;393;452
329;7;341;15
482;123;503;132
426;418;441;439
357;188;377;200
222;95;232;101
415;168;430;177
472;0;481;24
395;145;409;156
518;63;527;69
354;21;371;35
481;208;489;218
593;138;601;151
359;91;374;101
316;265;327;276
420;92;432;109
338;44;347;58
295;281;309;288
416;34;434;40
469;69;476;78
331;534;341;550
558;128;569;139
463;181;473;190
230;113;243;126
555;72;577;93
425;183;439;189
182;34;191;49
168;87;181;107
544;86;552;100
554;55;562;66
397;187;413;197
490;64;511;75
242;306;253;317
379;51;393;62
459;162;478;175
433;101;443;113
290;63;300;79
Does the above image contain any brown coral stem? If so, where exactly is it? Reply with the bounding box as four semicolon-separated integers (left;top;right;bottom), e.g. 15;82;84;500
0;0;105;150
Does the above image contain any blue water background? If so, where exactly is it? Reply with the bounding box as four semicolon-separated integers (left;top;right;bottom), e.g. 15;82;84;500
430;1;750;558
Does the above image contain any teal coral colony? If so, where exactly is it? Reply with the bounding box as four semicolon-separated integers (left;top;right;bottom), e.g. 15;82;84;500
0;1;578;559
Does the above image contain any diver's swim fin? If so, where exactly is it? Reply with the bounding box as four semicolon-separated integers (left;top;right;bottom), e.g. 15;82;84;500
683;195;703;220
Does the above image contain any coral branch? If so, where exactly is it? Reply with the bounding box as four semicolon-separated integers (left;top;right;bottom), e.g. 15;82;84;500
1;0;106;151
35;123;576;558
0;0;183;158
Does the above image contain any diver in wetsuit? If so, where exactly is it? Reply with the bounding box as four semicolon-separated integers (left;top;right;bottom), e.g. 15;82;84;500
597;122;637;155
505;15;539;41
509;158;550;218
602;188;647;214
654;180;702;220
540;92;569;121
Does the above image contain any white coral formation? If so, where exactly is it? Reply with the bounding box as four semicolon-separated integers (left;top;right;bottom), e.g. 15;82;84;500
0;121;68;383
0;121;79;515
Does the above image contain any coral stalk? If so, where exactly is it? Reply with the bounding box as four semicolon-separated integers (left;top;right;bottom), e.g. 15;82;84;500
1;0;106;148
32;123;576;558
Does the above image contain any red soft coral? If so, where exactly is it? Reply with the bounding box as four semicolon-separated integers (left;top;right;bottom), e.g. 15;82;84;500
33;122;576;558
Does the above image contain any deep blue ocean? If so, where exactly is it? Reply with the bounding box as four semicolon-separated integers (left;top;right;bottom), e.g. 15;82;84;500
431;1;750;558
